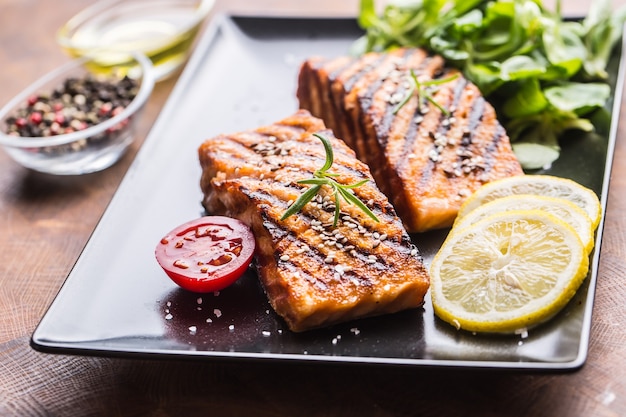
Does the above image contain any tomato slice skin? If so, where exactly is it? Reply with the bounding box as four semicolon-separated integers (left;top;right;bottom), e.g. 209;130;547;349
155;216;255;293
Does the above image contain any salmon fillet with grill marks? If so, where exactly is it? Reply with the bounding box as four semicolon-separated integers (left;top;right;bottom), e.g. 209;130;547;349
298;47;524;232
199;110;430;332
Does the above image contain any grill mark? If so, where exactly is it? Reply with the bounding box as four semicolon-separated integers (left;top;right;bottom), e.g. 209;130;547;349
479;123;505;174
328;56;357;83
343;55;386;92
466;96;486;136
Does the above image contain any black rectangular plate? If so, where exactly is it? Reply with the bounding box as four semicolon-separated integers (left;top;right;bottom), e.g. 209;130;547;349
31;15;623;370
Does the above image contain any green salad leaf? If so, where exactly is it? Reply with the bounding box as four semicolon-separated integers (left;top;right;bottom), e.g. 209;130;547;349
354;0;626;169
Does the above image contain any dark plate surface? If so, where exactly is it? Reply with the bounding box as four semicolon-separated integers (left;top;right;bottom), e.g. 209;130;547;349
31;15;623;370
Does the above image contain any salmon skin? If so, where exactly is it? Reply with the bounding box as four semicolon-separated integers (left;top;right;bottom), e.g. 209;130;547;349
297;47;524;232
199;110;430;332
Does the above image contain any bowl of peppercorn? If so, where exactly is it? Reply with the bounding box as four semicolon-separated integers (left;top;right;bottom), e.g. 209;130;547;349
0;53;154;175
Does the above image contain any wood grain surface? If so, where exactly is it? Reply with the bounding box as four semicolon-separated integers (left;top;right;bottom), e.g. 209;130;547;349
1;1;625;416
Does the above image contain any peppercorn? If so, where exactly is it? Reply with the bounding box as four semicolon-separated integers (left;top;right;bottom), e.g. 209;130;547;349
4;74;139;140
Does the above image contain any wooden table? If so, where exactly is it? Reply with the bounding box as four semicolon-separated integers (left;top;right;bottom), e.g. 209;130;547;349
1;1;625;415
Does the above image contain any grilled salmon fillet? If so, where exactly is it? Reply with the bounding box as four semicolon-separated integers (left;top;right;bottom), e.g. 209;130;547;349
199;110;430;332
298;47;524;232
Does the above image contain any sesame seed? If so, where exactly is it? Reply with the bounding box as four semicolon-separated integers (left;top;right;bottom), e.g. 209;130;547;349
379;233;387;241
372;240;380;248
335;264;345;275
280;254;290;261
428;149;440;162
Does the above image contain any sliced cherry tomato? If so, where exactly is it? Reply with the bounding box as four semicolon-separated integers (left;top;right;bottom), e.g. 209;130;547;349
155;216;256;293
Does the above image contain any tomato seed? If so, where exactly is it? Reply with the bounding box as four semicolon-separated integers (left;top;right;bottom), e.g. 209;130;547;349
173;260;189;269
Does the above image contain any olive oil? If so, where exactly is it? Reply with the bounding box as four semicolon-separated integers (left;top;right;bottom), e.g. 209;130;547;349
58;0;213;81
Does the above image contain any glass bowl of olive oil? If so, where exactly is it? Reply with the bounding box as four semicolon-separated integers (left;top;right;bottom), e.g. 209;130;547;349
57;0;214;82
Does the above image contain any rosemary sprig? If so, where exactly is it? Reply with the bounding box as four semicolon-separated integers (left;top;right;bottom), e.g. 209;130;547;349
392;69;459;116
280;133;380;227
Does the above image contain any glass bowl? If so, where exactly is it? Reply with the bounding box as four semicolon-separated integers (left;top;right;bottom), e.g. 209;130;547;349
57;0;214;81
0;53;155;175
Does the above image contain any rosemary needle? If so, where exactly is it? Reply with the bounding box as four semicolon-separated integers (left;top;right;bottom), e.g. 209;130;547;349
392;69;459;115
281;133;380;227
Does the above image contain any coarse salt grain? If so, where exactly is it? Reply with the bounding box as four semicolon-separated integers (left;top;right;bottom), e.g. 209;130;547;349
197;297;203;305
189;326;197;334
165;313;173;320
515;328;529;339
214;308;222;318
262;331;271;337
228;324;235;332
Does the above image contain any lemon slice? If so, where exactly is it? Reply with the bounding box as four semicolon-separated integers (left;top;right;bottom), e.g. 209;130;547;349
458;175;602;228
453;194;595;254
430;210;589;333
